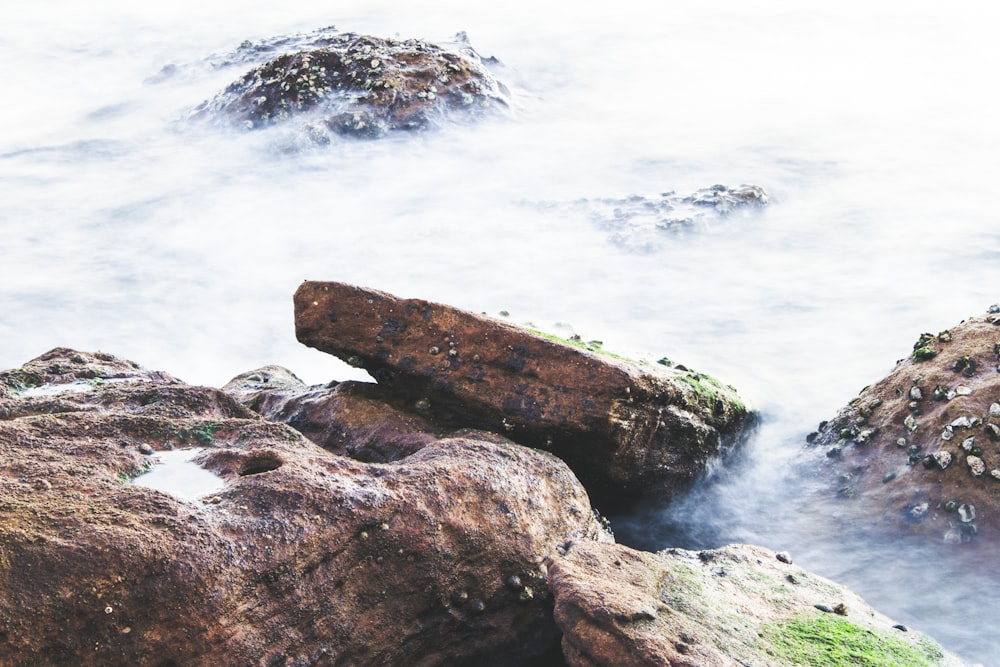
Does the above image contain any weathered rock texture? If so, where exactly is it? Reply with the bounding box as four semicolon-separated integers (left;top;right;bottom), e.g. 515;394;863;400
0;348;609;665
224;366;445;463
294;281;754;501
547;541;964;667
808;308;1000;546
196;28;509;137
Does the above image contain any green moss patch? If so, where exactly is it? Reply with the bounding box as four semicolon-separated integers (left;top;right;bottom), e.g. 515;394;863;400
765;614;944;667
525;327;632;362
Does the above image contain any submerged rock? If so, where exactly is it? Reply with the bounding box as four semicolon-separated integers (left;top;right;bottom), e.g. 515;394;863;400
194;28;509;138
546;541;966;667
0;348;608;665
294;281;755;501
536;184;769;251
807;309;1000;547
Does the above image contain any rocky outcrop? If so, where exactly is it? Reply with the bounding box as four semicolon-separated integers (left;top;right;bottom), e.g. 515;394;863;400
294;281;755;501
195;27;509;138
0;348;609;665
806;307;1000;546
535;184;769;252
223;366;445;462
547;540;965;667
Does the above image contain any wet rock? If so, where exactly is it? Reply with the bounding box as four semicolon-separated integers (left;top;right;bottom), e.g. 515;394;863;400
294;281;755;501
537;184;769;252
195;27;509;138
0;349;609;665
807;308;1000;546
546;541;964;667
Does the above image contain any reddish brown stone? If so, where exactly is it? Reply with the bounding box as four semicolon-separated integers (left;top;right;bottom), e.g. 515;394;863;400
294;281;754;501
808;309;1000;547
224;367;444;462
0;349;609;665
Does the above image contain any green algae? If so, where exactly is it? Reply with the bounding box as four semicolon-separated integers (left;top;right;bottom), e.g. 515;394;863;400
526;327;633;362
765;614;944;667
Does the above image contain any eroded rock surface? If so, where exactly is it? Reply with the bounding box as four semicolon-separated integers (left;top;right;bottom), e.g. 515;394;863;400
807;307;1000;546
224;366;445;462
0;348;608;665
547;541;964;667
294;281;754;501
195;27;509;138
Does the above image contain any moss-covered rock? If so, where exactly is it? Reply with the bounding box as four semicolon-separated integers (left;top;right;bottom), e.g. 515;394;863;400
294;281;756;502
546;541;965;667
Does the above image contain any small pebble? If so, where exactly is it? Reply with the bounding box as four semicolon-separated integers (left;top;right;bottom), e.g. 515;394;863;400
775;551;793;564
138;443;154;455
933;451;953;470
967;455;986;477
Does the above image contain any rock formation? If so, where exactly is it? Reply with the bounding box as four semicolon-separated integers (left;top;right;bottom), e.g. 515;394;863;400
195;27;510;138
293;281;755;501
547;540;964;667
807;306;1000;546
0;348;608;665
223;366;445;463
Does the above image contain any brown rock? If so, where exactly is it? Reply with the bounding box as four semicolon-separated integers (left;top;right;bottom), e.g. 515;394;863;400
0;349;609;665
224;367;445;462
294;281;754;501
546;541;965;667
808;310;1000;546
196;28;509;138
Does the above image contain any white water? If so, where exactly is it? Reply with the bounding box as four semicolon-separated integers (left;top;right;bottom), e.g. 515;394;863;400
131;447;226;499
3;1;1000;662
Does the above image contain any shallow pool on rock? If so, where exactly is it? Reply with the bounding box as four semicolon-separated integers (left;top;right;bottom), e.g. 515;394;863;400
132;448;226;500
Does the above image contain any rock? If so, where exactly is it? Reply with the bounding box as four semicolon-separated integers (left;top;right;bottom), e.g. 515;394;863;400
546;541;966;667
224;368;445;462
807;309;1000;546
194;27;509;138
0;348;609;665
293;281;754;501
536;184;769;252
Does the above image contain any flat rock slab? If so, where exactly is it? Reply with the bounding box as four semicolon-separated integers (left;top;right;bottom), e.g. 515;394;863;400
0;348;608;665
547;541;966;667
294;281;754;500
807;307;1000;547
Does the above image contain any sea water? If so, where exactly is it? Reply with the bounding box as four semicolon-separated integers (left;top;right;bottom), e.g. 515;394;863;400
3;1;1000;661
